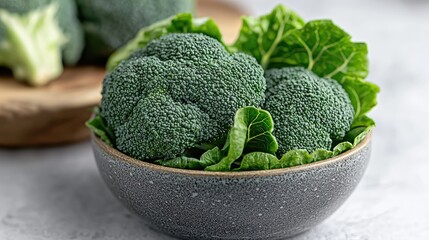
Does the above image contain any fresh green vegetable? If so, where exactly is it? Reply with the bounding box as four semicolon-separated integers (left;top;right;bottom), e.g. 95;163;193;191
238;149;334;171
338;78;380;126
86;108;115;146
0;0;83;85
101;33;266;161
237;124;370;171
232;4;379;132
217;106;370;171
156;147;222;170
89;5;380;171
230;5;305;69
107;13;222;71
238;149;330;171
153;105;369;171
263;67;354;154
232;5;367;80
237;152;279;171
205;107;278;171
76;0;195;60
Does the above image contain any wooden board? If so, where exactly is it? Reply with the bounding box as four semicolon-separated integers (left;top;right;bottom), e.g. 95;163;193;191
0;0;244;147
0;67;105;147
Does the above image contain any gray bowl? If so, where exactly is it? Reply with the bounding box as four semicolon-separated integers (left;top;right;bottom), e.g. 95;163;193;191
91;133;371;240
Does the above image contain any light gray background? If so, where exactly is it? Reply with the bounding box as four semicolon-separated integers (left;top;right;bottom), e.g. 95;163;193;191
1;0;429;239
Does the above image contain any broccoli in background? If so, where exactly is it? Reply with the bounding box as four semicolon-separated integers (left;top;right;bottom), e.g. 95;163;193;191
0;0;83;85
76;0;195;61
101;33;266;161
264;67;355;154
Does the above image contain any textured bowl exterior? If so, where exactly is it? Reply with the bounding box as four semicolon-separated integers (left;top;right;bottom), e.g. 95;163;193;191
92;135;371;240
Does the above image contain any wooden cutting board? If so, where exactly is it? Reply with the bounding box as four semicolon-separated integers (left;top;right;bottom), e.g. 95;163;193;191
0;67;105;147
0;0;244;147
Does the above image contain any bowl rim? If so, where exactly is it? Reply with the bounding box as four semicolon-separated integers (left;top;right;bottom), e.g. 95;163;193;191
92;131;371;177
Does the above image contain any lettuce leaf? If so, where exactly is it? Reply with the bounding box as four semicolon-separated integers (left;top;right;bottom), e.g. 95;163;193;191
232;5;368;82
155;156;203;169
205;107;278;171
338;77;379;131
269;20;369;82
237;152;279;171
86;110;115;147
230;5;304;69
107;13;222;71
238;149;333;171
155;147;223;170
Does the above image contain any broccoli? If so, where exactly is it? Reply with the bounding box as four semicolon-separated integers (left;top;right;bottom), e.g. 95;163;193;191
0;0;83;85
76;0;195;60
264;67;354;154
101;33;266;160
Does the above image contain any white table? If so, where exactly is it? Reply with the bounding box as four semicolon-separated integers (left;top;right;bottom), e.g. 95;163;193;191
1;0;429;239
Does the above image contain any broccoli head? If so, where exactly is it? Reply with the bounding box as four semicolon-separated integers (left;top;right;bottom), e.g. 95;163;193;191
0;0;83;85
264;67;354;154
76;0;195;60
101;33;266;160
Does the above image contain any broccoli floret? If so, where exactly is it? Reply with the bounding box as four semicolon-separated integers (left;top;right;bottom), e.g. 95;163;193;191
76;0;195;60
264;67;354;154
101;33;266;160
0;0;83;85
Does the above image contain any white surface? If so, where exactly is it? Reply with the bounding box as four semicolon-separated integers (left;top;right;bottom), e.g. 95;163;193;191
1;0;429;239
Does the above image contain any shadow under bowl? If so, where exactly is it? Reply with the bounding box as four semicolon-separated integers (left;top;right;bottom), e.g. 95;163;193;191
91;133;372;240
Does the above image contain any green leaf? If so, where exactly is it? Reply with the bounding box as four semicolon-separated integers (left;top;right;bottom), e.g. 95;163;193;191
205;107;278;171
199;147;223;166
273;148;332;168
238;152;279;171
156;147;222;170
333;124;372;156
332;77;376;149
107;13;223;71
342;115;375;143
231;5;305;69
311;149;334;161
0;3;67;85
339;77;380;119
267;20;368;81
86;112;115;147
352;126;372;146
332;142;353;156
278;150;313;168
232;6;368;82
192;143;218;151
155;156;203;169
236;148;334;171
351;114;376;129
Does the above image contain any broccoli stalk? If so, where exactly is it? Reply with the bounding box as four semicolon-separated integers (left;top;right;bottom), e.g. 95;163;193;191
0;3;67;86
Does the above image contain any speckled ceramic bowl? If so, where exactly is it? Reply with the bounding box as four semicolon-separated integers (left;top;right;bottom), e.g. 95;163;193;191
91;133;371;240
